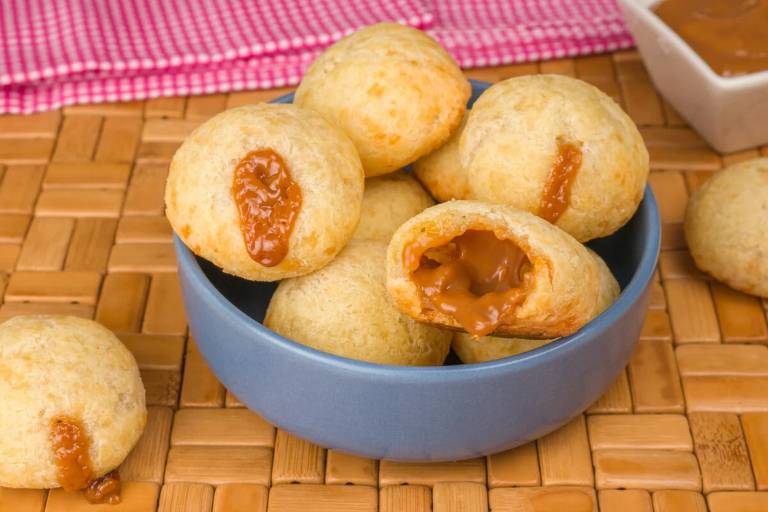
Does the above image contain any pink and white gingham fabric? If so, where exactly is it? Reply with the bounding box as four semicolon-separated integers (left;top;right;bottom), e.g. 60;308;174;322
0;0;632;114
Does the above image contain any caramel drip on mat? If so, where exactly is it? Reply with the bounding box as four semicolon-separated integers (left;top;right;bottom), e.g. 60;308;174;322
409;230;530;337
538;139;582;224
50;417;122;504
232;149;302;267
85;471;122;505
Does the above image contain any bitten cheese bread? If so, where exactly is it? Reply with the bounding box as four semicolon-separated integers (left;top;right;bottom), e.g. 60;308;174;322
166;103;364;281
386;200;602;338
460;75;649;241
452;249;620;363
685;158;768;297
265;240;451;365
294;23;471;177
0;316;146;503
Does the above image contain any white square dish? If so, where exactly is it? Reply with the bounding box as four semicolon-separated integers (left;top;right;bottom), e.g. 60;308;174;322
618;0;768;153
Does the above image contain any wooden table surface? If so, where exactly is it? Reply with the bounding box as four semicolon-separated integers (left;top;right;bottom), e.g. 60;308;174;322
0;50;767;512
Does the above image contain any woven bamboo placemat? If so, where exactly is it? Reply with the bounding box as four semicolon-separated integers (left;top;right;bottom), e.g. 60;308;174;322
0;50;767;512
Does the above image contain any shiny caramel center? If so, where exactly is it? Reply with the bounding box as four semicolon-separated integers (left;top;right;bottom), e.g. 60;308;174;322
538;139;582;224
232;149;302;267
407;230;531;336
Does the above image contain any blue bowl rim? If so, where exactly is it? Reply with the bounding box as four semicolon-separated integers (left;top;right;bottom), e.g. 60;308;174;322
175;85;662;381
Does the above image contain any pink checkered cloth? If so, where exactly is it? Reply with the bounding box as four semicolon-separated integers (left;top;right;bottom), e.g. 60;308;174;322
0;0;632;114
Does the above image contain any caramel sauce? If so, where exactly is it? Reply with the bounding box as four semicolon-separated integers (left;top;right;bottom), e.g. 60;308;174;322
50;417;93;492
50;417;122;505
408;230;531;337
538;139;582;224
654;0;768;77
232;149;302;267
85;471;122;505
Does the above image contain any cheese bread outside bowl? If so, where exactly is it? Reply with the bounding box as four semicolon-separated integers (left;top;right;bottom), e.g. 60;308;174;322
386;200;602;339
294;23;471;177
0;315;145;501
165;103;364;282
685;157;768;297
453;249;620;363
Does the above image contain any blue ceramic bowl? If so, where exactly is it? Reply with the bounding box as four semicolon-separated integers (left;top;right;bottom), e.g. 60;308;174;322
175;81;661;461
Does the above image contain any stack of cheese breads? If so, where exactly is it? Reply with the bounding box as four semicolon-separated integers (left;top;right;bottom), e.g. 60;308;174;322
165;22;768;366
165;22;648;366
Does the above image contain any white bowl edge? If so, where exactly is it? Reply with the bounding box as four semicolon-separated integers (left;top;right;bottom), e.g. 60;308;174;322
618;0;768;153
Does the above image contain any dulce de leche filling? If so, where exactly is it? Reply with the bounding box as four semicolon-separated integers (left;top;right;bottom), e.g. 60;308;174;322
232;149;302;267
406;230;532;337
654;0;768;77
85;471;121;505
537;139;582;224
50;416;121;504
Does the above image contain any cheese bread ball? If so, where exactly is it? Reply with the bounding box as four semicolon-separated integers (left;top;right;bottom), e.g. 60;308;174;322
685;158;768;297
353;172;434;242
0;316;146;489
413;112;470;202
265;240;451;365
294;23;471;177
166;103;364;281
453;249;620;363
460;74;649;241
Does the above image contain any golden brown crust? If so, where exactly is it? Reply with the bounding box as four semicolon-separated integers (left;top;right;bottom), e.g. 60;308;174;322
265;240;452;366
685;158;768;297
165;103;364;281
589;248;621;318
412;112;470;202
385;200;602;338
294;23;471;177
0;316;146;489
452;335;550;364
460;75;649;242
352;171;434;242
